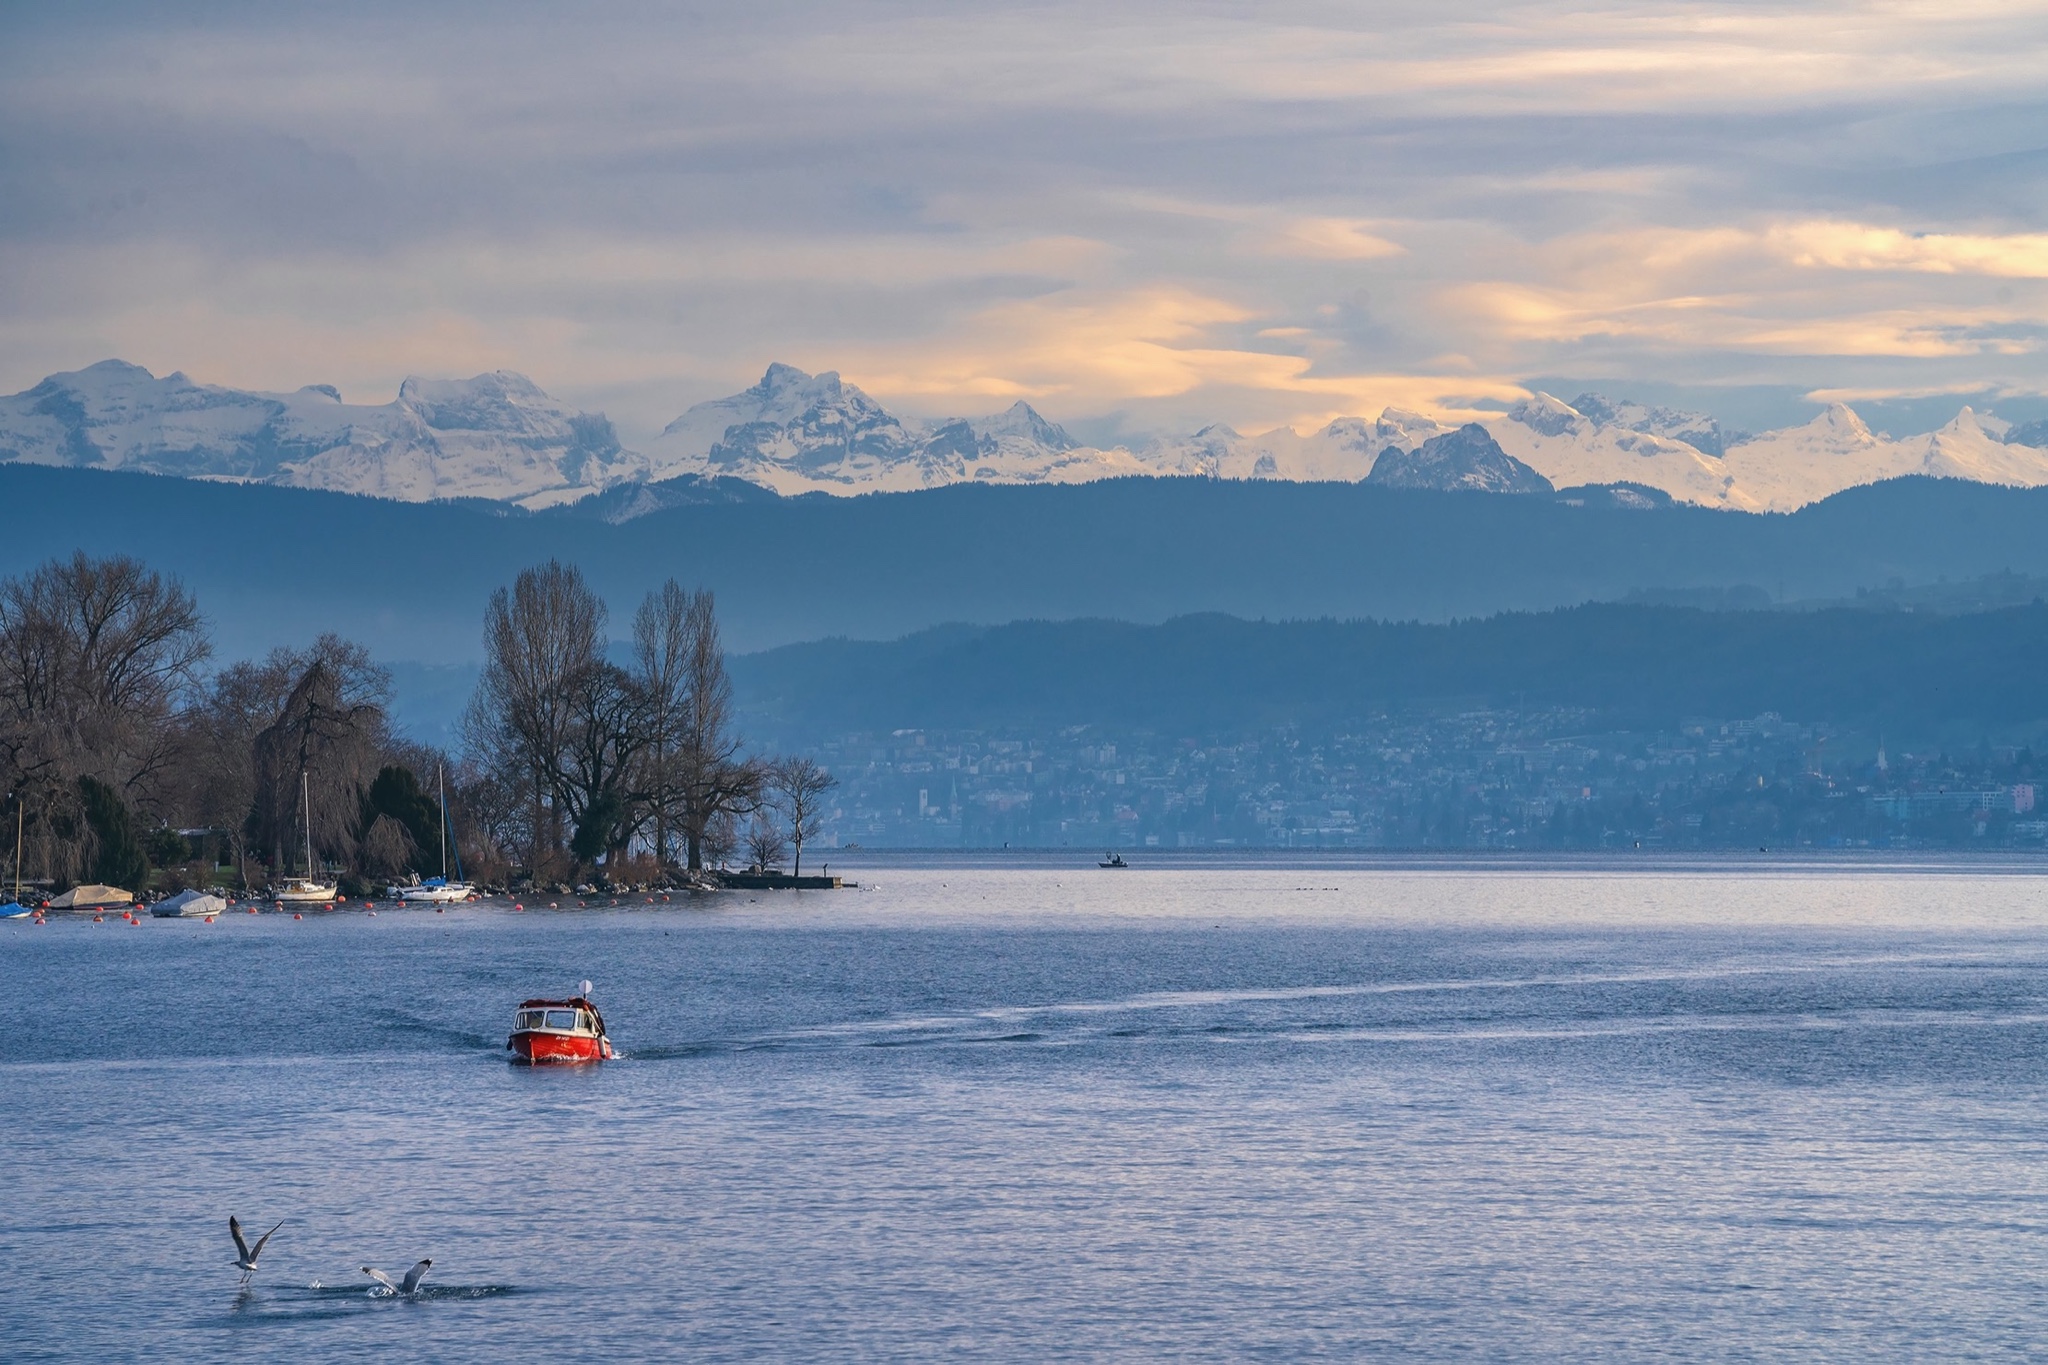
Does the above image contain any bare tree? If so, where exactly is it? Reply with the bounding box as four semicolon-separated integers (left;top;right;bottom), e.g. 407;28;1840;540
769;756;837;877
0;554;209;882
702;807;739;871
248;638;392;876
450;756;523;887
561;658;649;870
674;590;761;870
466;561;606;876
631;580;692;869
744;810;788;872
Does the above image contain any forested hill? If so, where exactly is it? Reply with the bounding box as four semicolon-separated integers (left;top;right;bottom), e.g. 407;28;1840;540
9;463;2048;662
731;604;2048;744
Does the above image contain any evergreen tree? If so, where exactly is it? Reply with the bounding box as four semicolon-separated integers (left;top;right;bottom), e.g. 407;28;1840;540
360;765;444;873
78;776;148;890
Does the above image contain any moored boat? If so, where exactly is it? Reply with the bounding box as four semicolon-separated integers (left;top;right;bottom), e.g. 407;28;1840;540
389;875;475;903
278;771;337;903
152;889;229;918
48;883;134;910
507;987;613;1064
387;765;472;902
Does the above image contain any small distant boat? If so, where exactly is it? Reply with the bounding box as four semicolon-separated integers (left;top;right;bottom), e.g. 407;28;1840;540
387;765;473;903
278;771;337;904
1098;851;1128;869
508;985;613;1065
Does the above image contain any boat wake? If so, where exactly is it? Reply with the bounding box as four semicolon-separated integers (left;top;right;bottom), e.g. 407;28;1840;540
612;955;2046;1059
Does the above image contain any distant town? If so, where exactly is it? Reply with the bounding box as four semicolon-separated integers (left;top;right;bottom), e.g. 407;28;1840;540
800;710;2043;852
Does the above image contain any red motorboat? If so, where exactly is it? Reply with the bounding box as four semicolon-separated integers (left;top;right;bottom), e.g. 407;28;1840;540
507;991;614;1064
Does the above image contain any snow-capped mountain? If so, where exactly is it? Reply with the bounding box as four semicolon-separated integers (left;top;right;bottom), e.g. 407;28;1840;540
1485;394;2048;514
1366;424;1553;494
0;360;643;509
520;362;2048;510
11;357;2048;515
643;363;1150;493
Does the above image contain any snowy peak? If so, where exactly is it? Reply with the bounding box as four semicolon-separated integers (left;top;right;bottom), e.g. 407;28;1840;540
1367;424;1553;495
398;370;557;431
1364;408;1455;452
646;363;1138;493
1567;393;1739;457
649;363;911;487
1804;402;1877;447
0;360;641;508
1507;392;1586;439
972;400;1075;453
1505;391;1735;458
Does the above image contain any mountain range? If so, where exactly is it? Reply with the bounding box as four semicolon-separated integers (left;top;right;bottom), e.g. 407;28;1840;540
7;358;2048;514
0;359;640;509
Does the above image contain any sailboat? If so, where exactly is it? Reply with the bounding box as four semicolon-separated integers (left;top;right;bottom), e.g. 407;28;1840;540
275;770;338;904
0;802;30;917
390;764;474;903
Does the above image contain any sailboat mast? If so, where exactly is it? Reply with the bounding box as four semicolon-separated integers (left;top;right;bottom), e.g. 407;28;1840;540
12;801;21;902
302;769;314;880
438;763;448;880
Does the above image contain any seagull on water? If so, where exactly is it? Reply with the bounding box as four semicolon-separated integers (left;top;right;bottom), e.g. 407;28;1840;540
362;1259;433;1296
229;1216;284;1284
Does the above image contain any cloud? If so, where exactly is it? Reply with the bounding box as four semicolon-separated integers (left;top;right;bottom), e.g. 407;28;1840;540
1769;221;2048;278
1259;218;1407;261
3;1;2048;436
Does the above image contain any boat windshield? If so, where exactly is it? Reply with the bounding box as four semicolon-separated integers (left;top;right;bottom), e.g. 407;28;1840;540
545;1008;579;1029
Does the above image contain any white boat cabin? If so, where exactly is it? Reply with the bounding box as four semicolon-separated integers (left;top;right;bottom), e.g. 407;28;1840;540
515;1005;601;1034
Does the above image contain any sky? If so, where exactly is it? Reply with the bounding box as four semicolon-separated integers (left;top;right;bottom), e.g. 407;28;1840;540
4;0;2048;442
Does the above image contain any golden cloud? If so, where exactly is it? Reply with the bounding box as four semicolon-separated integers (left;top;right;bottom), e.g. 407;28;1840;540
1260;218;1406;261
840;284;1525;430
1769;221;2048;278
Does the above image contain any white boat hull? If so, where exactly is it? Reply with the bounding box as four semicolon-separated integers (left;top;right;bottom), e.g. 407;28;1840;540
390;882;473;903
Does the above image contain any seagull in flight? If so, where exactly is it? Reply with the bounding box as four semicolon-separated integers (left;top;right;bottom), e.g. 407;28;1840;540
229;1216;284;1284
362;1259;433;1296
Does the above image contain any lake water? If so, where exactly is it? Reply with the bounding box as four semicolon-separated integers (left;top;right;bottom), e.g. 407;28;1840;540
6;857;2048;1361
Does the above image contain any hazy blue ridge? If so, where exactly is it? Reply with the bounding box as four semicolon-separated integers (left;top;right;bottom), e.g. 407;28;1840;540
9;464;2048;664
727;603;2048;744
